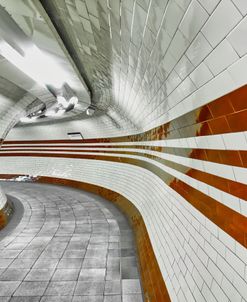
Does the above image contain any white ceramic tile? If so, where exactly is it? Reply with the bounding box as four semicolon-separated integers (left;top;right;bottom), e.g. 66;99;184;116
197;0;220;13
222;132;247;150
202;283;218;302
207;260;223;285
219;230;236;252
166;70;181;95
211;280;228;302
183;70;235;111
233;166;247;184
231;0;247;16
205;39;239;75
186;32;213;66
169;30;190;61
175;0;192;11
179;0;209;42
226;249;246;278
228;55;247;88
174;55;194;79
2;153;247;302
222;277;242;302
189;61;213;87
201;0;242;47
228;17;247;56
163;1;184;37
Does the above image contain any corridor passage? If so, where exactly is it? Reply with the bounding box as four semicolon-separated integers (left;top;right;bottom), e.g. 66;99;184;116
0;182;143;302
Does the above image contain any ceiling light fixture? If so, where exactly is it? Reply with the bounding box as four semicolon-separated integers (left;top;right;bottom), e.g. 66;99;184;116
45;108;66;117
20;116;38;123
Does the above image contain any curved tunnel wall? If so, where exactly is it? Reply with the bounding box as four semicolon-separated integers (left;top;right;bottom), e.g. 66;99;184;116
0;154;246;301
1;85;247;301
6;0;247;141
1;79;247;302
0;0;247;301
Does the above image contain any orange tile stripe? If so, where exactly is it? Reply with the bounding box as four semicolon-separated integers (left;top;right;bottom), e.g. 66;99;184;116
3;84;247;146
0;84;246;301
2;146;247;168
1;148;246;202
0;152;246;248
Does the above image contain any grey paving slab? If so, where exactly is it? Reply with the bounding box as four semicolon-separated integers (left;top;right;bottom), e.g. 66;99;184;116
122;279;142;294
104;280;121;295
24;269;55;281
9;258;36;269
44;281;76;296
82;258;106;269
13;281;48;296
0;250;22;258
74;281;105;296
79;269;106;281
0;259;13;269
0;298;10;302
0;281;21;296
40;296;72;302
63;249;86;258
106;269;121;281
122;266;139;279
57;258;83;269
9;297;40;302
72;296;103;302
0;182;144;301
18;249;42;259
104;295;121;302
123;294;143;302
0;269;29;281
33;258;59;269
52;269;80;281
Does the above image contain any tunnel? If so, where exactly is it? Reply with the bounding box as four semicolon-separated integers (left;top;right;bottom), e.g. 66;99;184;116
0;0;246;301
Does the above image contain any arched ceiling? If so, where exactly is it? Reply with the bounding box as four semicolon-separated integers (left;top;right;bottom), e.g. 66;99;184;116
0;0;245;140
0;0;172;139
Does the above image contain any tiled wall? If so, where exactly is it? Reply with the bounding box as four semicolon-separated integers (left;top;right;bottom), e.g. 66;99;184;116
0;153;246;301
7;0;247;140
1;82;247;301
0;0;247;301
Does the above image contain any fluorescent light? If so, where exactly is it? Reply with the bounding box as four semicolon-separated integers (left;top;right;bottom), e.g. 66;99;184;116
20;117;30;123
44;110;56;117
0;40;67;88
45;108;65;117
20;116;37;123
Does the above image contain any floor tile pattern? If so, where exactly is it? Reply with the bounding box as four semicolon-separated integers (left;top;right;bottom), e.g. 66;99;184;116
0;182;143;302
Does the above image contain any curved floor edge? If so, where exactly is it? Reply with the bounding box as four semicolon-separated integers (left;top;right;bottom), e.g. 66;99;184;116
0;194;24;240
37;176;171;302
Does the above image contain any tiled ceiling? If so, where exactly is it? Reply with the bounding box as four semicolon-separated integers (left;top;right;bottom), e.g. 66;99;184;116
35;0;169;131
0;0;91;132
1;0;246;140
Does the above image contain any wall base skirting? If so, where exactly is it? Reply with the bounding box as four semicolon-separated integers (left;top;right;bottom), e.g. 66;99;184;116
0;199;13;230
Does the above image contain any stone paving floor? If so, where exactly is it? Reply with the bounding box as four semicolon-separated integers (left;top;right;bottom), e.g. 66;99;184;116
0;181;143;302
